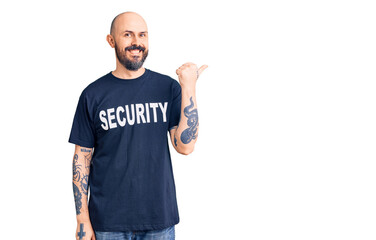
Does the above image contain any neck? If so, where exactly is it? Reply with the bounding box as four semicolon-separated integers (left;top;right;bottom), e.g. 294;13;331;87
112;62;145;79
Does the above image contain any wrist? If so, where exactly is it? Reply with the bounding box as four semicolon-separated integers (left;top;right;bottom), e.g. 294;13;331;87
76;215;91;223
180;84;196;92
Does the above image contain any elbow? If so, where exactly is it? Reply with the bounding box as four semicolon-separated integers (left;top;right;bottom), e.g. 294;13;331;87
178;146;194;155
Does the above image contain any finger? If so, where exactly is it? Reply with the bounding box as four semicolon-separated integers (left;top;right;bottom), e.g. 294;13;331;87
198;65;208;76
92;233;96;240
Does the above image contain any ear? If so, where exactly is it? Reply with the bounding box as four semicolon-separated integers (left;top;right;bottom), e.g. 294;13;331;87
106;34;115;48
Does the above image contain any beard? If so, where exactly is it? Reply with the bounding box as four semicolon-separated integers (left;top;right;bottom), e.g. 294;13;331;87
114;42;149;71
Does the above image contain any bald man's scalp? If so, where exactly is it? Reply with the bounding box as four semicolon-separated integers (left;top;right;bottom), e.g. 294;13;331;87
110;11;147;36
110;12;121;36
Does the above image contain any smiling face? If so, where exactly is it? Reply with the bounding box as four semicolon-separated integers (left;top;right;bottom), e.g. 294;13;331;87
107;12;149;71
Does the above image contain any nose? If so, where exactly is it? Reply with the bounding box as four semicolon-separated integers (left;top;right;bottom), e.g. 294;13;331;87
131;36;141;46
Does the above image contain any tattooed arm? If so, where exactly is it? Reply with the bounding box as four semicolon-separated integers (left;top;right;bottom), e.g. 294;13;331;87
169;62;208;155
72;144;96;240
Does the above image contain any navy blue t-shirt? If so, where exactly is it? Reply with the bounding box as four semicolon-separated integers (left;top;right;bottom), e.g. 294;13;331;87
68;68;181;231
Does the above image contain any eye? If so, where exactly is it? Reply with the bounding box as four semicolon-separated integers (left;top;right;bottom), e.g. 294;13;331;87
124;33;131;37
140;33;147;38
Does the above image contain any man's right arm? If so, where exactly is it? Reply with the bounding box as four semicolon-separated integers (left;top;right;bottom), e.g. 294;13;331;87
72;144;96;239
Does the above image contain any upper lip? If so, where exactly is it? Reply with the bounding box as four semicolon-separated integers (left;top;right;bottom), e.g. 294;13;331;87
126;46;145;52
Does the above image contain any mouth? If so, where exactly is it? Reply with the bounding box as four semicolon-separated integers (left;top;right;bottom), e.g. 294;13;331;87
128;49;142;55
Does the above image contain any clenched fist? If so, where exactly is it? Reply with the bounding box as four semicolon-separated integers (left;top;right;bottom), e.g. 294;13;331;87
76;222;96;240
176;62;208;88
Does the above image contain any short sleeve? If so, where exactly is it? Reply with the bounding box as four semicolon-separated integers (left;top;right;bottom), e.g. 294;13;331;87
168;80;182;130
68;89;95;148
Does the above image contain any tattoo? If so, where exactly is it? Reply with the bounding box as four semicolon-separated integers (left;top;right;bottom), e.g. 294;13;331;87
77;223;86;240
83;152;92;171
170;126;178;147
82;151;92;195
181;96;199;144
80;148;91;153
73;182;82;215
80;174;89;195
72;154;82;182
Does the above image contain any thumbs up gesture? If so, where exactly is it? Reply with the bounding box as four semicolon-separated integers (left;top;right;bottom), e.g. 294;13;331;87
176;62;208;88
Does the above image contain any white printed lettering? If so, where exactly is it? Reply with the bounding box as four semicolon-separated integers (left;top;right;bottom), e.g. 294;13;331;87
158;102;168;122
107;108;117;129
126;104;135;125
149;103;158;123
136;104;146;124
99;110;108;130
116;106;126;127
99;102;169;131
145;103;150;123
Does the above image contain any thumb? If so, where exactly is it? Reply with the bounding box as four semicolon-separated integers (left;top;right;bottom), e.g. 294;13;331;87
197;65;208;76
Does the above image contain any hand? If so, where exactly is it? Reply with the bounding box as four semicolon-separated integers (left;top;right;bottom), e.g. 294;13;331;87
176;62;208;88
76;221;96;240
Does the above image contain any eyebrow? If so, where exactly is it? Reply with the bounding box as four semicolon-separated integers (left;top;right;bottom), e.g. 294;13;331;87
123;30;148;34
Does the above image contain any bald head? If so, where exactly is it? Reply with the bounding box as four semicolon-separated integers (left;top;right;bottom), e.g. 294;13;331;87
110;11;148;36
107;11;149;72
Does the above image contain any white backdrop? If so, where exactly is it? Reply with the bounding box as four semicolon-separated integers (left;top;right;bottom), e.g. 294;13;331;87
0;0;375;239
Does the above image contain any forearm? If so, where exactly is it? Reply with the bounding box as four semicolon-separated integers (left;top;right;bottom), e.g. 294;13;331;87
173;86;199;154
72;146;93;222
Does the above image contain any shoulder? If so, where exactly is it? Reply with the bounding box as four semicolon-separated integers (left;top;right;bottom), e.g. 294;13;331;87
147;69;179;85
81;72;111;96
147;69;181;95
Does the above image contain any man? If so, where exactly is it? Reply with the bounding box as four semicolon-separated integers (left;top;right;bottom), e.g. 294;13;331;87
68;11;207;240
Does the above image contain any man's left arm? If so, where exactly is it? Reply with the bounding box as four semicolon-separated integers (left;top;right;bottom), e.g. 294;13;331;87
169;62;208;155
